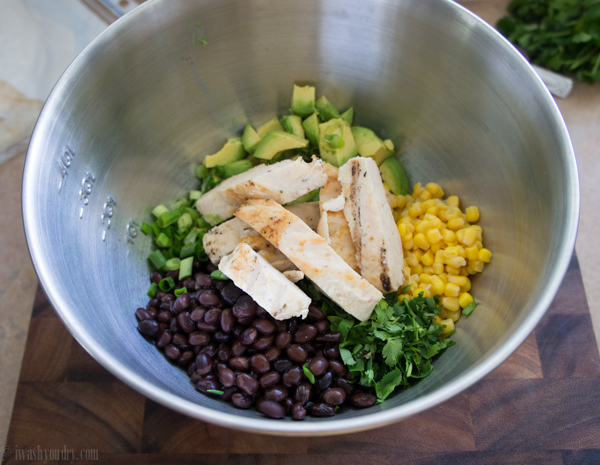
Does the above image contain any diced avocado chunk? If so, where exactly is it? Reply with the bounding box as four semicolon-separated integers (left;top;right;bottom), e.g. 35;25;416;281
383;139;394;151
285;188;320;205
318;118;357;167
242;125;261;154
340;107;354;125
351;127;394;166
315;96;340;122
291;85;316;118
203;138;246;168
379;157;410;195
256;118;284;139
281;115;305;139
223;159;253;178
302;112;320;146
253;130;309;160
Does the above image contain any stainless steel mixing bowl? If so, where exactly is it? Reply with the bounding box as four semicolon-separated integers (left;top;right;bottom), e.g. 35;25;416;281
22;0;579;435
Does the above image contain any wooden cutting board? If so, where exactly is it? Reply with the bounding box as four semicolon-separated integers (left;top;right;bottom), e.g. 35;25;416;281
3;254;600;465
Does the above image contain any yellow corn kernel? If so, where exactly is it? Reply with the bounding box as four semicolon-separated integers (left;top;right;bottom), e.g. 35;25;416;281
422;199;436;211
448;275;468;286
458;292;474;309
430;242;442;254
460;278;472;292
426;182;444;198
478;248;493;263
413;287;427;298
447;195;460;208
420;190;432;201
403;239;415;250
415;220;433;234
470;224;482;232
399;209;410;219
456;245;466;257
443;246;459;258
405;252;419;267
437;209;447;222
423;265;434;274
444;206;462;220
460;228;478;247
430;217;444;230
444;282;460;297
447;310;461;322
422;284;433;297
414;233;431;251
419;273;433;284
430;275;445;295
432;262;445;275
434;250;446;263
426;228;444;245
446;265;461;275
440;318;455;334
446;256;467;268
459;267;470;276
455;228;466;244
465;245;479;260
421;250;435;266
466;206;480;223
409;274;420;284
476;230;483;241
475;240;483;250
438;273;448;284
441;228;456;243
383;182;391;192
395;195;407;209
441;296;460;312
398;222;407;236
447;217;465;231
411;264;424;275
434;315;443;325
468;259;485;273
409;203;424;218
414;249;424;260
426;206;439;216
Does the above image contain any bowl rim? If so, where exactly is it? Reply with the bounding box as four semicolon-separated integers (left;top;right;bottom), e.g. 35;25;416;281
22;0;580;436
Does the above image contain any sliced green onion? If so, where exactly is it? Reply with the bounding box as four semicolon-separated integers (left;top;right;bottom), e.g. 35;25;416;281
140;222;153;235
151;221;161;237
171;197;187;210
155;232;172;248
147;282;158;298
183;228;198;245
174;287;188;297
175;227;189;240
163;248;174;260
158;210;182;228
148;250;166;269
207;389;224;396
196;165;210;179
179;256;194;280
180;242;196;258
196;217;211;229
186;207;200;221
210;270;229;281
177;212;193;229
152;204;169;218
170;245;182;257
165;258;181;271
162;226;175;239
159;277;175;292
302;363;315;384
189;190;202;201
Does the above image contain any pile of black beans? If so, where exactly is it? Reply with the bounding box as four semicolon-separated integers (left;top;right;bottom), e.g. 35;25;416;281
136;260;377;420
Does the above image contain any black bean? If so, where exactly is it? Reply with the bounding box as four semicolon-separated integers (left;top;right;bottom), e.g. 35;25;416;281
315;320;330;333
172;333;190;350
196;378;220;394
281;397;293;413
323;387;346;405
253;334;275;351
336;378;355;395
213;331;230;344
147;298;159;309
294;382;312;405
182;277;196;291
218;366;235;387
177;312;195;334
287;344;308;364
307;305;325;321
264;385;288;402
199;342;218;358
199;291;220;307
255;305;267;317
195;273;212;288
190;371;201;383
190;307;207;322
196;321;218;332
258;400;285;419
308;356;329;377
315;331;342;343
221;284;244;305
229;356;249;371
220;386;238;401
259;371;281;389
282;366;303;388
240;327;258;345
236;373;259;395
291;402;306;420
158;322;169;332
318;370;334;391
275;331;292;349
220;308;235;332
351;392;377;408
164;344;181;360
158;310;173;323
156;331;172;348
178;350;194;366
328;360;346;377
214;281;226;290
252;319;276;335
166;270;179;281
233;295;256;324
217;344;231;362
169;318;180;333
274;320;288;332
249;354;270;374
196;353;213;375
151;270;165;284
264;346;281;362
302;342;317;355
231;340;246;357
273;359;293;373
172;293;190;313
311;403;335;417
231;392;252;409
204;308;222;326
138;320;160;337
136;307;157;321
188;362;197;376
324;344;340;359
288;319;299;334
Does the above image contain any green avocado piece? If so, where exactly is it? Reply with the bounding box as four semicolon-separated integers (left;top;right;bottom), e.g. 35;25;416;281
318;118;357;167
291;85;316;118
281;115;305;139
253;130;309;160
285;188;320;205
351;127;394;166
383;139;394;152
223;159;253;178
203;138;246;168
340;107;354;125
315;96;340;122
302;112;320;146
379;157;410;195
242;125;261;154
256;118;284;139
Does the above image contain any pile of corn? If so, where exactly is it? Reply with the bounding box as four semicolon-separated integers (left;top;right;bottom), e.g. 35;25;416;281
388;182;492;333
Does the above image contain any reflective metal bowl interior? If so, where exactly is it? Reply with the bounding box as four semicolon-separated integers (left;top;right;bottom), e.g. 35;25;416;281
22;0;578;435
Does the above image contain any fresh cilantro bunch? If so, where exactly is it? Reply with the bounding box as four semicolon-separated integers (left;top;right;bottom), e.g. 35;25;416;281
497;0;600;83
298;281;456;402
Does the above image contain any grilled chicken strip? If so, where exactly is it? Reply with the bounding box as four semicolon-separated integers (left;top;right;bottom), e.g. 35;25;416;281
236;199;382;321
338;156;404;293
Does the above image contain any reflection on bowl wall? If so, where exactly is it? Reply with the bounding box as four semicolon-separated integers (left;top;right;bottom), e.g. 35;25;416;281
22;0;578;435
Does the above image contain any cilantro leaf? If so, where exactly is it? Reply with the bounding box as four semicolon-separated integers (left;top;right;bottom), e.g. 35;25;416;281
375;369;404;401
340;347;356;366
382;338;404;366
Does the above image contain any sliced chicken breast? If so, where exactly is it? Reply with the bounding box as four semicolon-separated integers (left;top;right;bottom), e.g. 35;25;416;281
239;236;295;271
196;157;327;223
236;199;382;322
219;243;310;320
338;156;404;293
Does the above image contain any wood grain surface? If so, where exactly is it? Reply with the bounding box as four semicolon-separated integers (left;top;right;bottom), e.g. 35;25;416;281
3;254;599;465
